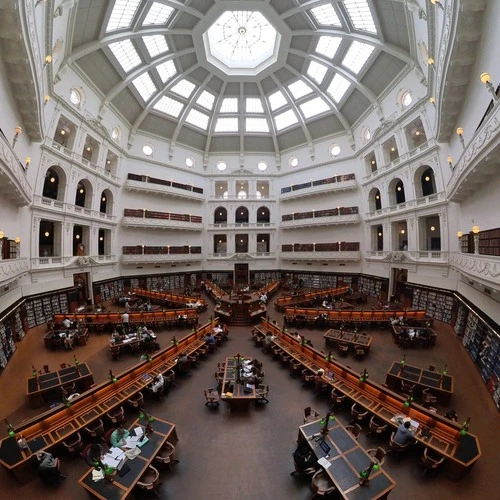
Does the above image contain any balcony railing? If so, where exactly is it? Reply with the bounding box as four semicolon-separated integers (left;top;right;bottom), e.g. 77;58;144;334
207;252;275;260
0;129;33;206
207;222;275;230
208;194;273;201
124;173;204;201
281;174;356;200
122;209;202;230
281;207;360;228
450;251;500;287
31;255;117;269
33;195;117;222
280;251;361;261
0;258;29;287
365;192;445;218
365;250;449;263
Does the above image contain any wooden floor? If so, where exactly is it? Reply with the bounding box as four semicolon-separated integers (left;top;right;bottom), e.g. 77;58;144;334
0;293;497;500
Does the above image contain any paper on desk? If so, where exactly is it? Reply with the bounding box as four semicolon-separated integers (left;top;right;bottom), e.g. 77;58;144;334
92;469;104;482
108;447;125;459
135;426;144;436
318;457;331;468
123;436;142;448
102;456;121;468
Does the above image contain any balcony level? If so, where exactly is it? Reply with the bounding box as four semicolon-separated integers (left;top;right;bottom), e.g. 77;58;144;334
30;254;117;271
365;250;449;265
281;242;361;261
121;246;202;264
207;223;276;231
0;258;29;287
449;252;500;289
124;174;204;202
206;252;276;261
122;209;203;231
280;174;356;201
281;207;360;229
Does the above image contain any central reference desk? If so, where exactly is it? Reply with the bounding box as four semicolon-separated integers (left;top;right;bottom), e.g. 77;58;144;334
300;419;396;499
79;416;177;499
221;356;257;411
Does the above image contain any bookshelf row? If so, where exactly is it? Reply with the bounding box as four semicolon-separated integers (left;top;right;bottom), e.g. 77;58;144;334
24;293;70;328
410;286;455;323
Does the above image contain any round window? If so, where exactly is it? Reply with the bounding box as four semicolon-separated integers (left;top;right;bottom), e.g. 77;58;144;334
70;88;81;105
142;145;154;156
111;127;120;141
329;144;341;157
257;161;268;172
217;161;227;171
402;91;412;107
186;157;194;168
289;156;298;167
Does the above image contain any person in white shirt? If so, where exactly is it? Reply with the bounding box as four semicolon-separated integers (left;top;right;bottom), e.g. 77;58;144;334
150;374;164;394
62;318;72;329
121;312;129;324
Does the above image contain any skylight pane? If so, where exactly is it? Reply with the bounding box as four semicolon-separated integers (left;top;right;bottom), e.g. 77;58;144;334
343;0;377;34
268;90;287;111
307;61;328;84
186;109;209;130
132;73;156;101
274;109;298;131
315;37;342;59
156;60;177;83
143;35;168;58
310;4;341;26
109;40;142;72
171;79;196;98
197;91;215;110
153;96;184;118
326;74;351;103
246;98;264;113
299;97;330;119
288;80;313;100
246;118;269;132
220;98;238;113
143;2;174;26
215;118;238;132
106;0;141;32
342;41;374;74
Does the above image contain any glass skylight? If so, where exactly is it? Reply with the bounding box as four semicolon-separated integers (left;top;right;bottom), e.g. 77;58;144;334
196;91;216;110
342;41;374;74
315;37;342;59
299;97;330;119
288;80;313;100
274;109;298;131
246;98;264;113
143;2;174;26
132;73;156;101
143;35;168;58
246;118;269;132
206;11;278;69
310;4;341;26
106;0;141;32
171;79;196;98
220;98;238;113
307;61;328;84
268;90;287;111
343;0;377;34
156;60;177;83
153;96;184;118
186;109;209;130
327;74;351;102
215;118;239;132
109;40;142;72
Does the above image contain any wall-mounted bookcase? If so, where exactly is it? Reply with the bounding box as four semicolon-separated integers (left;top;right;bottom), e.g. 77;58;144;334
409;285;455;323
358;275;388;299
24;292;70;328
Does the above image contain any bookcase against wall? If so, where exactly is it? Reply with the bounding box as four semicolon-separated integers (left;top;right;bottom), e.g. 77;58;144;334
24;292;71;328
478;227;500;256
358;275;388;299
0;321;16;369
409;285;455;323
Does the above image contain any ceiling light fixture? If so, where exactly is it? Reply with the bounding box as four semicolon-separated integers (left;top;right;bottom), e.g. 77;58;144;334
430;0;444;10
457;231;463;238
448;156;453;168
480;73;499;100
430;226;436;231
12;125;22;148
25;157;31;169
457;127;465;148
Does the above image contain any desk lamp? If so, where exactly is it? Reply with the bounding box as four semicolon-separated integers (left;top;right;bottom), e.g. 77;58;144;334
109;370;117;383
171;336;178;346
359;461;379;486
320;412;336;436
324;351;335;362
5;419;15;438
460;417;471;437
359;368;369;383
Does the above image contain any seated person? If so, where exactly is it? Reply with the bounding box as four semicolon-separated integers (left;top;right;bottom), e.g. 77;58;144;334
176;353;190;377
63;333;74;350
31;450;65;484
393;420;415;446
444;409;458;422
145;300;152;311
110;427;130;448
85;443;104;466
62;318;73;329
112;331;122;343
150;374;164;394
293;444;316;471
205;333;216;346
251;359;263;370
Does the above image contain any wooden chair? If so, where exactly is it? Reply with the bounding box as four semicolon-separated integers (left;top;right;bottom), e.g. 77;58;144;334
256;384;269;404
289;359;302;376
354;347;367;359
136;465;161;498
302;369;315;386
367;447;387;466
421;447;445;475
303;407;321;424
310;469;336;497
204;387;220;407
127;391;144;410
106;406;125;425
389;431;412;453
84;418;104;441
109;345;121;360
330;388;346;408
350;403;369;425
63;432;83;454
422;388;438;406
337;343;349;356
345;423;362;440
368;415;388;439
155;442;179;470
103;428;116;447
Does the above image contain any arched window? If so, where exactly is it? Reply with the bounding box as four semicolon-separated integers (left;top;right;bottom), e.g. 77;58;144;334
75;179;93;208
42;168;60;200
421;168;436;196
369;188;382;212
257;207;270;224
395;180;406;204
100;189;113;214
214;207;227;224
235;207;249;224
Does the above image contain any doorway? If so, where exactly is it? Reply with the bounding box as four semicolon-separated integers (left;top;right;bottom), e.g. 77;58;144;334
234;264;249;286
392;268;407;304
73;273;90;306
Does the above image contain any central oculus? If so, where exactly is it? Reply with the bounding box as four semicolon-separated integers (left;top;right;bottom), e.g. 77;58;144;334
205;10;279;74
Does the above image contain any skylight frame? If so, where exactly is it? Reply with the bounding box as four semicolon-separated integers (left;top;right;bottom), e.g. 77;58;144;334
246;98;264;113
153;96;184;118
197;91;216;110
326;74;351;103
343;0;377;34
341;41;375;74
142;2;174;26
268;90;287;111
186;109;210;130
106;0;141;32
310;4;341;27
246;117;269;133
143;35;169;58
274;109;298;131
132;72;157;102
220;98;238;113
109;40;142;73
307;60;328;84
288;80;313;100
171;79;196;98
156;60;177;83
299;97;330;119
315;36;342;59
214;117;239;133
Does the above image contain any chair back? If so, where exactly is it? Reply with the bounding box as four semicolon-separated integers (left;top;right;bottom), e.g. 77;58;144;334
85;418;104;438
103;428;117;446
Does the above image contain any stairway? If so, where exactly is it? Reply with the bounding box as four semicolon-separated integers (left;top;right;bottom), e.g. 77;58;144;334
230;308;250;326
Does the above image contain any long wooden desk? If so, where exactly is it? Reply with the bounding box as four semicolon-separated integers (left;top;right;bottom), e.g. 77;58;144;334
284;308;433;327
324;329;372;352
132;288;207;311
253;319;480;480
392;326;437;347
0;320;217;483
300;419;396;499
221;356;257;411
385;362;453;405
53;309;198;329
44;328;89;349
27;363;94;409
275;286;349;311
79;416;177;500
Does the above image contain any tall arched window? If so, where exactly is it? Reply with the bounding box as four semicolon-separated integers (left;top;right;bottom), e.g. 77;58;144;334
395;180;406;204
257;207;270;223
235;207;249;224
214;207;227;224
421;168;436;196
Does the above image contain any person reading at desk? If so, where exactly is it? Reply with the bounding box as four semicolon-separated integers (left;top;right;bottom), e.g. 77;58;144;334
63;332;74;350
62;317;73;329
110;427;130;448
31;450;66;484
150;374;165;394
85;443;105;466
393;419;415;446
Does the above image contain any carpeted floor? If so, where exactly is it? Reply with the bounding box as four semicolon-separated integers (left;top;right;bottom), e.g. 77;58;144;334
0;291;497;500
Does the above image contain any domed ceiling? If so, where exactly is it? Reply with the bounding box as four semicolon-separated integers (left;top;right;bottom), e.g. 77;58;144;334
66;0;414;156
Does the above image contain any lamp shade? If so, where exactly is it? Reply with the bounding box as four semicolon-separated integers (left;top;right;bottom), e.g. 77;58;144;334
14;237;20;244
480;72;491;84
456;127;464;136
0;231;4;239
457;231;463;238
447;156;453;163
472;225;480;234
